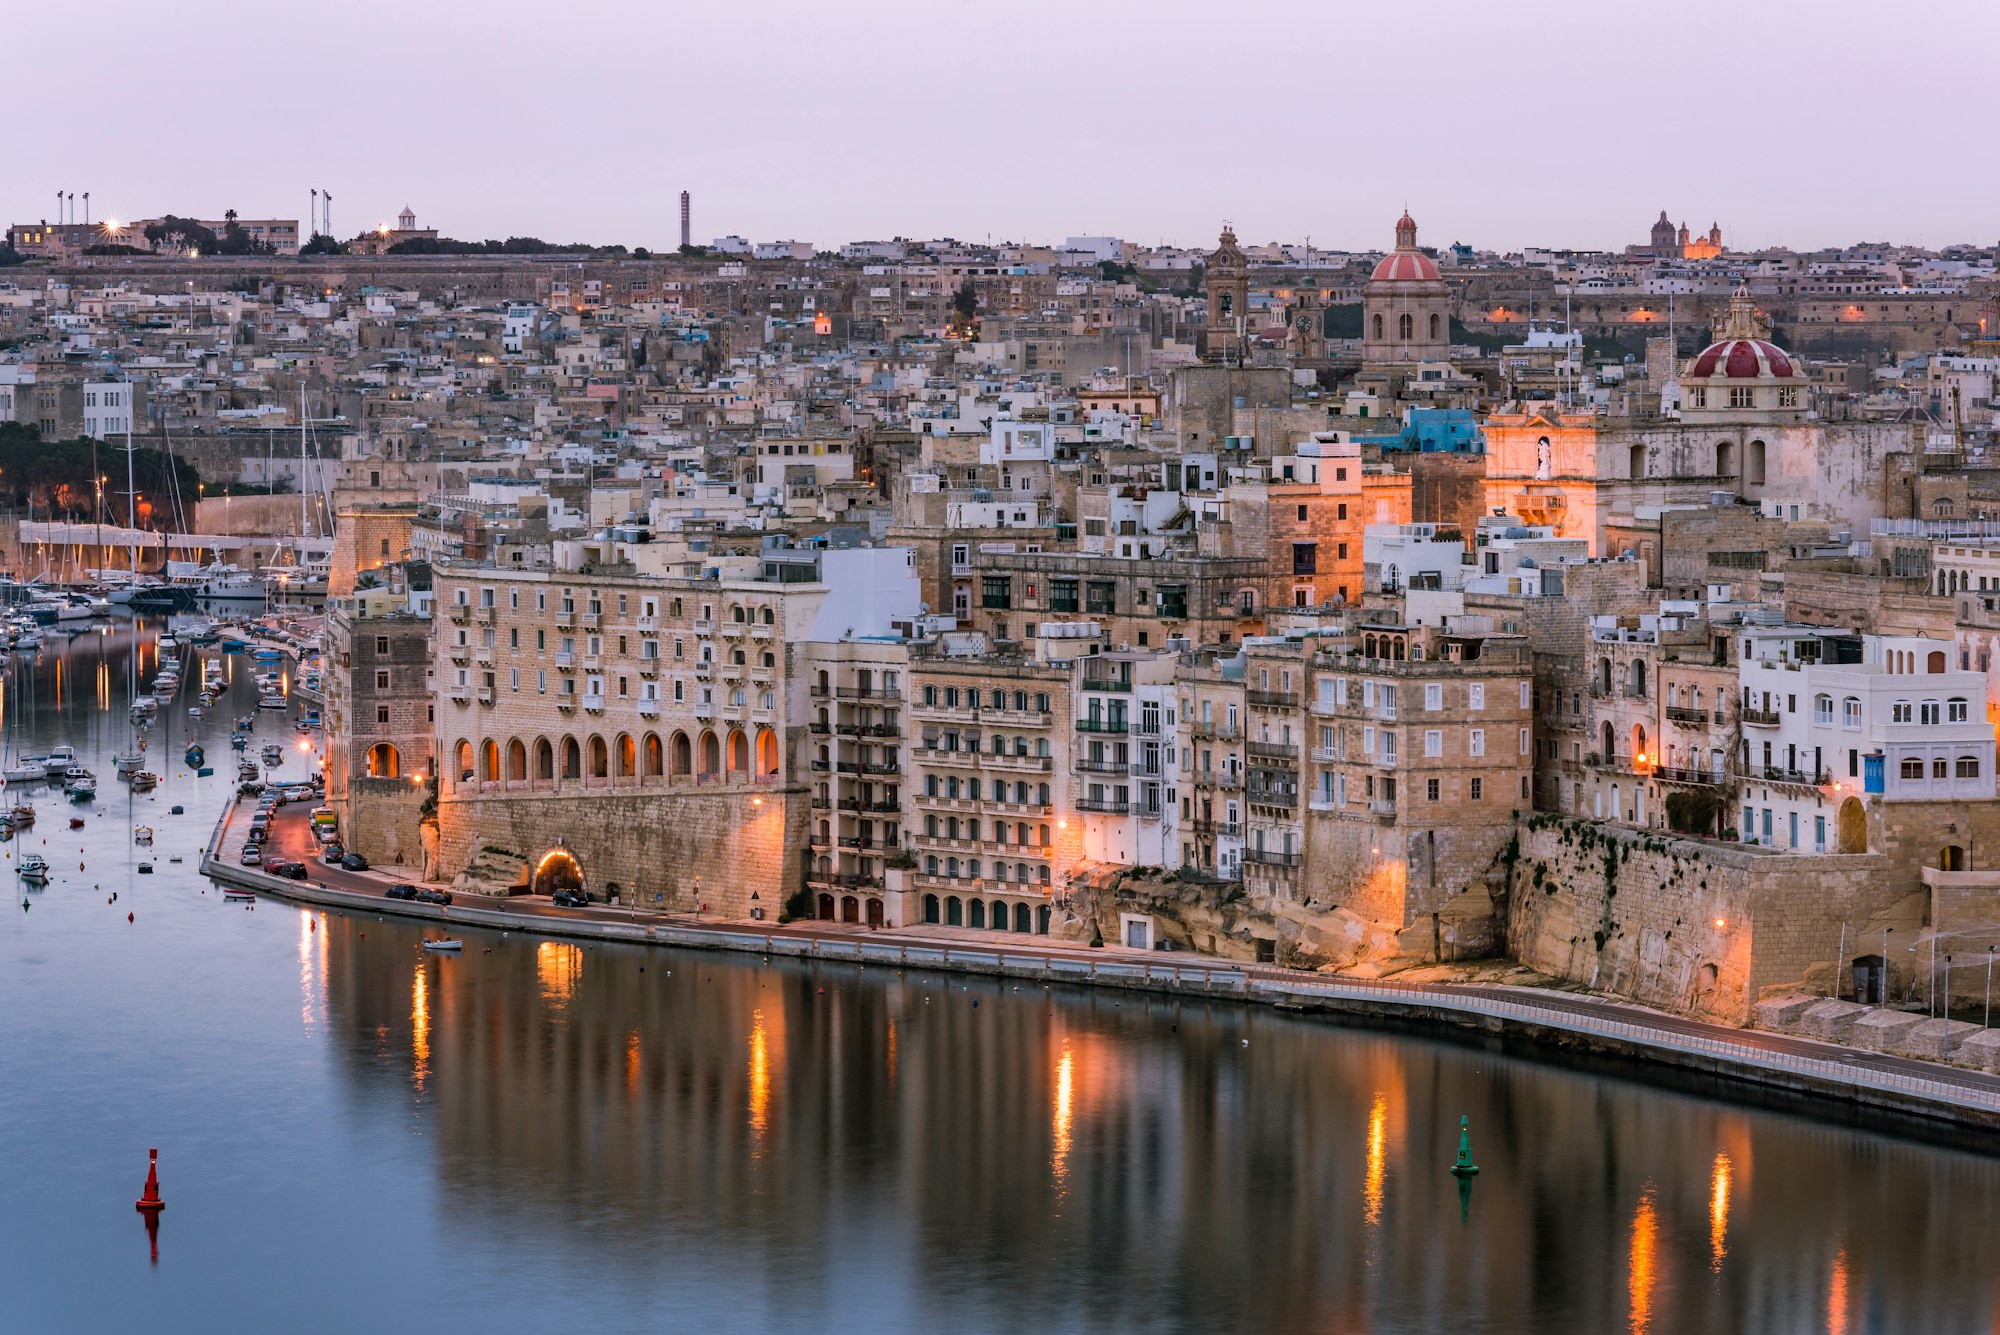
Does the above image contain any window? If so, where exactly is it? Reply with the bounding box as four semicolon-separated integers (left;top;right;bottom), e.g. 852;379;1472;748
1468;729;1485;757
376;706;389;724
1891;700;1912;724
1949;698;1969;722
1921;700;1941;725
1813;694;1833;724
1426;778;1440;801
1423;730;1443;757
1900;758;1925;779
1470;777;1482;800
374;670;390;689
1424;683;1443;711
1843;697;1862;729
1958;756;1981;778
1468;683;1484;710
375;637;390;655
1728;385;1755;409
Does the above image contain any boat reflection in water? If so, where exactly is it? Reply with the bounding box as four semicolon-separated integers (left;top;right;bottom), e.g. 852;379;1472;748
309;910;2000;1334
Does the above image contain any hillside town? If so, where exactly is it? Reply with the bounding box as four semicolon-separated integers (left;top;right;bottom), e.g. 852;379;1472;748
6;203;2000;1031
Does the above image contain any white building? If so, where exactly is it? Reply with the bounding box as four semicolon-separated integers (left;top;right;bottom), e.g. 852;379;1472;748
1737;627;1995;852
82;380;134;439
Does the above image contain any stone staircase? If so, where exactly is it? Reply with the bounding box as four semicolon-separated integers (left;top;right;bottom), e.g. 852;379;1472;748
451;845;531;898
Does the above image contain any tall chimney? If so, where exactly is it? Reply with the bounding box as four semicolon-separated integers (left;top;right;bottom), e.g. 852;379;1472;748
680;191;691;250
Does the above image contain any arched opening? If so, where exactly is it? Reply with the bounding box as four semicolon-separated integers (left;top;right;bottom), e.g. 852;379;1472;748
923;894;940;924
969;899;986;929
479;740;499;782
1600;720;1614;759
366;743;400;779
1747;439;1766;486
616;733;636;778
817;892;834;920
1428;312;1440;341
947;896;964;926
532;848;583;896
1928;650;1947;673
535;738;554;781
1852;953;1888;1004
1013;902;1031;933
1598;658;1612;694
840;896;859;923
1630;660;1647;698
1630;724;1648;767
561;737;581;780
1836;797;1867;854
727;729;749;775
1371;312;1384;340
644;733;663;778
1940;845;1967;871
506;739;526;781
1398;312;1413;340
588;735;609;779
454;739;473;782
1716;440;1735;477
671;731;692;776
1628;444;1645;479
865;898;885;927
1037;905;1052;934
700;730;721;777
756;727;779;776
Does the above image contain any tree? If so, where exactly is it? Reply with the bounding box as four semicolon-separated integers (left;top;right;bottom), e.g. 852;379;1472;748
300;234;346;256
952;279;978;320
0;241;24;267
0;423;204;522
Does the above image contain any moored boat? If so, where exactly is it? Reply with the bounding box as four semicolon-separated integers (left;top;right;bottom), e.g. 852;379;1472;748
421;939;463;953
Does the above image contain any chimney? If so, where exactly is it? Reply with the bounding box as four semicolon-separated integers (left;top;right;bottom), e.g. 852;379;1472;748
680;191;691;250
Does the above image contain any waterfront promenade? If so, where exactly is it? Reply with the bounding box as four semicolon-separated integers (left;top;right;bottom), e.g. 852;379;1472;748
202;792;2000;1133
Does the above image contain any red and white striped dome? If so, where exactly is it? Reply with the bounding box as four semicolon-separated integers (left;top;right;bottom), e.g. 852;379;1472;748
1688;337;1796;380
1369;249;1442;282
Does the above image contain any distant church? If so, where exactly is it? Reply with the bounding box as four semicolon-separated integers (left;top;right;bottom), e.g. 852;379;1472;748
1648;210;1722;260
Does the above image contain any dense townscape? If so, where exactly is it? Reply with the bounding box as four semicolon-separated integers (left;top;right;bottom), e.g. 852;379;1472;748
7;203;2000;1035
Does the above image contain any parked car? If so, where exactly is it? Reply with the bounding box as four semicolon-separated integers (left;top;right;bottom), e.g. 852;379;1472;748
239;845;264;866
552;889;588;908
321;844;345;864
263;858;289;875
413;888;453;905
383;884;419;901
275;861;309;881
340;852;369;871
284;785;314;802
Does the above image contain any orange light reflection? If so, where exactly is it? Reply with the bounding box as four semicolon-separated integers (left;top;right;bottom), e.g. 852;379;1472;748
1709;1151;1732;1273
1629;1184;1658;1335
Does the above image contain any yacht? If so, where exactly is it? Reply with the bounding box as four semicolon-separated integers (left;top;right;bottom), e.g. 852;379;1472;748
18;854;49;882
196;563;268;602
157;630;181;652
66;775;97;801
43;746;77;777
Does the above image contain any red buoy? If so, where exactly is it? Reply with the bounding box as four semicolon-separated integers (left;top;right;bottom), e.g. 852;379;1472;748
136;1148;165;1214
127;912;134;922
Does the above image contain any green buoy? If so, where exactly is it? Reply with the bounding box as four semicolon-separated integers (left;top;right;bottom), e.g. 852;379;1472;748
1450;1115;1480;1177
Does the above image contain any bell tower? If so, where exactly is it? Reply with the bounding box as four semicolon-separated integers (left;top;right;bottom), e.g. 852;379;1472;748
1201;225;1249;364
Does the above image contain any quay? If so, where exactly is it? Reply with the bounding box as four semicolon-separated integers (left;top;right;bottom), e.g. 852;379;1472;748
199;792;2000;1138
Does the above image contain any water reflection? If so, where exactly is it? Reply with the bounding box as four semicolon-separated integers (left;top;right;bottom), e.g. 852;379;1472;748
295;921;2000;1333
1629;1183;1658;1334
411;962;430;1095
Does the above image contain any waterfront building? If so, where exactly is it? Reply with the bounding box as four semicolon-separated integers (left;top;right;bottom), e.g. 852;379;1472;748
323;568;437;868
799;638;910;926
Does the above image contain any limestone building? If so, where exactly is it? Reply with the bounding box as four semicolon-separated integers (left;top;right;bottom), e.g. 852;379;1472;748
1361;212;1451;372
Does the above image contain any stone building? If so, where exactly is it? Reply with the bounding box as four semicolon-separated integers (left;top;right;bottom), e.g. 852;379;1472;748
322;577;436;869
799;639;910;926
1361;212;1451;373
1198;226;1249;364
1305;620;1533;959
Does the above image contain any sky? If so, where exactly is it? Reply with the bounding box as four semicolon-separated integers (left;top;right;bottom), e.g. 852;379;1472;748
11;0;1999;255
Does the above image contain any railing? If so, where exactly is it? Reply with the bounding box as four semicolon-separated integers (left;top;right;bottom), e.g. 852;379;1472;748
1192;770;1241;790
1665;705;1722;725
1075;757;1124;775
1242;847;1302;867
1745;765;1829;786
1190;819;1242;837
1246;787;1298;808
1655;765;1725;786
1075;796;1130;814
1076;719;1128;734
1742;707;1782;726
836;686;902;701
1247;740;1298;760
1369;798;1398;817
1081;678;1131;694
1189;722;1240;741
1247;690;1298;709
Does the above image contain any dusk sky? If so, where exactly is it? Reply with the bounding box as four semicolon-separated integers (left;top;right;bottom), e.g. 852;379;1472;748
14;0;1998;254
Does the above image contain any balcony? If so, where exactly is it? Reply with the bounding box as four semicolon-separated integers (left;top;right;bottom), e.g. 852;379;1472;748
476;686;495;705
1076;718;1129;734
447;685;471;703
1247;740;1298;761
1745;765;1828;787
1190;818;1242;838
1242;848;1302;867
1189;722;1241;741
636;699;660;717
636;615;658;632
1247;690;1298;709
554;651;576;669
1075;756;1124;775
987;752;1052;772
835;686;902;701
554;609;575;627
1129;760;1164;779
1369;798;1398;818
1311;746;1341;763
751;624;774;641
693;618;715;635
582;694;606;713
1655;764;1724;786
1192;769;1242;790
447;603;471;623
1075;796;1130;815
1665;705;1721;726
1742;707;1782;727
1081;678;1131;694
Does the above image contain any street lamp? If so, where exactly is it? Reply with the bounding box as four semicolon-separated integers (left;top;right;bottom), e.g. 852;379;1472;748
1986;946;1995;1029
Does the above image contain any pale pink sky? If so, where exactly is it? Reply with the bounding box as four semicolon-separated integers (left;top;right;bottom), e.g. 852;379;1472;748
14;0;1999;254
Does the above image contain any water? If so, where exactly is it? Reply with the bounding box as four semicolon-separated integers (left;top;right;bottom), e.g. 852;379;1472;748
3;625;1999;1334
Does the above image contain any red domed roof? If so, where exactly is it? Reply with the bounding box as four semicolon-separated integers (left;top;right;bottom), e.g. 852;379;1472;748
1370;249;1442;282
1688;338;1796;380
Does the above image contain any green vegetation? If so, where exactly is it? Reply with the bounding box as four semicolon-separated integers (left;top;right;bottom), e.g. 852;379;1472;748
0;242;27;267
300;233;347;256
387;235;625;256
0;423;203;522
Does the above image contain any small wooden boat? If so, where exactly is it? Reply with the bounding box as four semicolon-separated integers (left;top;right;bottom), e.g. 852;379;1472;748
18;854;49;882
131;772;158;792
136;861;153;874
169;804;184;815
421;939;463;953
222;887;254;901
68;816;84;829
134;826;154;845
10;805;34;827
184;746;205;768
196;766;214;777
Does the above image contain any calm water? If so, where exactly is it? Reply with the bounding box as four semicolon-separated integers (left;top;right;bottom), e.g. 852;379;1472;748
3;625;2000;1334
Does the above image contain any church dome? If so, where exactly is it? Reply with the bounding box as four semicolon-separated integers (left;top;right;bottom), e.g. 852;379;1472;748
1684;286;1800;381
1688;337;1795;380
1369;211;1441;283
